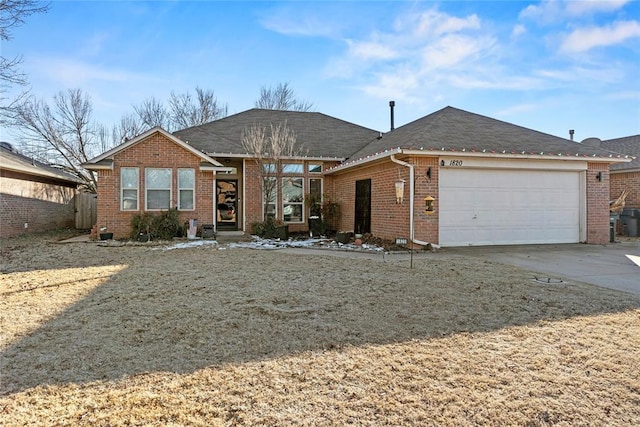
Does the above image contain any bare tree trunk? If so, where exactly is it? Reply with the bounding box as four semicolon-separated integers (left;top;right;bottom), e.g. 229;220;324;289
241;121;307;220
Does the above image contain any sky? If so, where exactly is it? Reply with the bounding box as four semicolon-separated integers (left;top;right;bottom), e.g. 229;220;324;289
3;0;640;146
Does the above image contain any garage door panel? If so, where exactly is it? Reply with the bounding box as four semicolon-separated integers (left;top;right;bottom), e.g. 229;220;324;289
440;169;581;246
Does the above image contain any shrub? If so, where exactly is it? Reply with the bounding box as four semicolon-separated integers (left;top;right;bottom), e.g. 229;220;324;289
130;208;182;241
251;217;286;239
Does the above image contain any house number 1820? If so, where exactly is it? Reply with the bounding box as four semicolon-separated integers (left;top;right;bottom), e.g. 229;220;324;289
449;160;463;166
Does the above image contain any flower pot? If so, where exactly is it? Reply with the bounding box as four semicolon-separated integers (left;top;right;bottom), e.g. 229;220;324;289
335;231;352;244
99;232;113;240
276;224;289;240
308;217;322;236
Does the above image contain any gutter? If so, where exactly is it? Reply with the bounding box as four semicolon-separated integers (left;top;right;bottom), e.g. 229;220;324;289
390;154;438;249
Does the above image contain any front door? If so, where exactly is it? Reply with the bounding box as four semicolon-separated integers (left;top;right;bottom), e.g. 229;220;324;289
354;179;371;235
216;179;238;231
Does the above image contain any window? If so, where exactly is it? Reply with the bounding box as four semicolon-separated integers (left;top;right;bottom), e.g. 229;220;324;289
282;177;303;223
121;167;139;211
308;163;322;173
282;163;303;174
308;178;322;217
262;162;277;175
145;168;171;210
263;177;277;219
178;168;195;210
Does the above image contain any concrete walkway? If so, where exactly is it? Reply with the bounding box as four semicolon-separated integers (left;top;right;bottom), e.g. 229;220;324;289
447;240;640;295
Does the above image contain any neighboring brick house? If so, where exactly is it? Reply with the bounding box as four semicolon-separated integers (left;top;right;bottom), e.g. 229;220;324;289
83;106;631;246
600;135;639;209
1;142;82;239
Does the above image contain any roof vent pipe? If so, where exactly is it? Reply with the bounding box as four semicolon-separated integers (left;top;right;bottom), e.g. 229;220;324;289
389;100;395;131
569;129;574;141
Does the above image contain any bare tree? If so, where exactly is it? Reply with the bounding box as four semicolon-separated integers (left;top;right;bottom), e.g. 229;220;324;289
241;121;306;219
111;113;145;144
133;96;168;130
255;82;313;112
12;89;101;192
131;87;228;132
169;87;228;129
0;0;49;122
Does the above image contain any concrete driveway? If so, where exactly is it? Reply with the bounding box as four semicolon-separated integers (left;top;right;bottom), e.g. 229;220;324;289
447;240;640;295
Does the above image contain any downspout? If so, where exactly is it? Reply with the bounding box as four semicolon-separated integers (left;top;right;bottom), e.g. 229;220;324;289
390;154;435;248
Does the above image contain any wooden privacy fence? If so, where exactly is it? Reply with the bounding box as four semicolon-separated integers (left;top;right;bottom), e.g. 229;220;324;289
75;191;97;230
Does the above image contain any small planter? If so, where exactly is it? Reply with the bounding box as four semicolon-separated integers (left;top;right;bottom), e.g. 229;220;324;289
138;233;151;242
99;232;113;240
308;217;322;236
335;231;352;244
276;224;289;240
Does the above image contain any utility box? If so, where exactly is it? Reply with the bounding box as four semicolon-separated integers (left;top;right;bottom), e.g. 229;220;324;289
201;224;216;239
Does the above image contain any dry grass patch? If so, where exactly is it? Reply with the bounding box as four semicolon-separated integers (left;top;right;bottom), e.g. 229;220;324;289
1;232;639;425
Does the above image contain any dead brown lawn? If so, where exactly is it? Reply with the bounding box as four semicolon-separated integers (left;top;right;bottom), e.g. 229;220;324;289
1;231;639;426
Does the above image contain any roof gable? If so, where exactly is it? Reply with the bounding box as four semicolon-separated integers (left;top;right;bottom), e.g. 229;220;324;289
173;109;381;159
84;127;224;168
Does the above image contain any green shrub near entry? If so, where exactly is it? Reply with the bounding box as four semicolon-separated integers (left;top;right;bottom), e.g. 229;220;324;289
251;217;286;239
130;208;183;241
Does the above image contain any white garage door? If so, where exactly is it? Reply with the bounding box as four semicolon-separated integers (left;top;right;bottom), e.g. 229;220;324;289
440;168;581;246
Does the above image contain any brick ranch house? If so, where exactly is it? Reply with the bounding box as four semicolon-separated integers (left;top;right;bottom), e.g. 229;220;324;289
83;106;632;247
1;142;83;238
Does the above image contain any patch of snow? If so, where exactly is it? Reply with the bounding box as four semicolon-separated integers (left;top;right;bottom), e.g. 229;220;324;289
160;240;219;251
156;235;388;253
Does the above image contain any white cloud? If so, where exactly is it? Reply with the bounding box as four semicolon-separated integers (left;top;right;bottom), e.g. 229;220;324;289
32;57;151;88
519;0;563;23
512;24;527;37
260;6;344;38
446;74;547;91
406;9;481;37
535;65;625;85
323;7;496;101
565;0;631;15
361;69;422;103
347;39;398;61
560;20;640;52
421;35;494;70
604;90;640;100
519;0;631;23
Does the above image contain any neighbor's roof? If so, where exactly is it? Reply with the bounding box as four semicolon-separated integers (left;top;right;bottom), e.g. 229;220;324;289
600;135;640;172
344;106;632;167
173;109;381;160
0;143;83;184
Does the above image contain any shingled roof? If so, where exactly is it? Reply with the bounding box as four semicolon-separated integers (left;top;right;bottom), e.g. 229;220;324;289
173;109;381;160
1;143;82;185
346;106;631;164
600;135;640;171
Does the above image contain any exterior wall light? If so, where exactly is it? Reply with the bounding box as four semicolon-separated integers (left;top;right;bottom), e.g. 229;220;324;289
424;195;435;213
395;180;405;204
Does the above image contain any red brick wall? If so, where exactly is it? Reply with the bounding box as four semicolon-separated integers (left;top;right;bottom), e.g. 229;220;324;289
1;172;76;238
95;132;215;239
242;160;264;232
611;171;640;209
586;162;610;244
328;156;439;246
